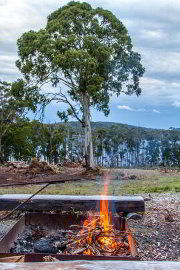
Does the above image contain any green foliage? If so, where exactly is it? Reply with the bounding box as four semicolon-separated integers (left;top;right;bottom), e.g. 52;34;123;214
4;120;37;161
146;140;160;166
16;1;144;120
40;124;67;163
3;120;67;163
0;79;45;162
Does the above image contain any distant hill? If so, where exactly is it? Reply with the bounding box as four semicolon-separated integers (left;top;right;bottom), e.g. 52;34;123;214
55;121;163;131
54;121;169;137
170;127;180;131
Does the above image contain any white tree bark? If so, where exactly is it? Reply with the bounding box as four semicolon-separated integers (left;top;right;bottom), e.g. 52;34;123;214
65;127;69;160
0;136;3;163
0;137;2;157
82;93;94;168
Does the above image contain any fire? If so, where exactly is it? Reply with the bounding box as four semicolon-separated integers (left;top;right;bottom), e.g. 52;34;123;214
97;236;117;250
83;174;118;254
98;175;117;249
99;176;111;232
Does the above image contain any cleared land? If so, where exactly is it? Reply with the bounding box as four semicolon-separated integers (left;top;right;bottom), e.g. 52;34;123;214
0;167;180;195
0;166;179;261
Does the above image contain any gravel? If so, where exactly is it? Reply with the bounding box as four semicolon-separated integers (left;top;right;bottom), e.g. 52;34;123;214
128;193;180;261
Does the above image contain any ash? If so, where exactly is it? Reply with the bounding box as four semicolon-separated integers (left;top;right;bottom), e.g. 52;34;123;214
10;225;67;254
10;224;131;257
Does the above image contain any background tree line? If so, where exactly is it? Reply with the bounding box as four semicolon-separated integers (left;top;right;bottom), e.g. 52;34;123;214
3;119;180;168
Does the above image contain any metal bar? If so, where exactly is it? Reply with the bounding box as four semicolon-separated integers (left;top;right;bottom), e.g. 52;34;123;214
0;253;140;262
0;255;25;263
24;253;140;262
0;178;94;188
0;183;50;222
126;223;138;257
0;216;25;253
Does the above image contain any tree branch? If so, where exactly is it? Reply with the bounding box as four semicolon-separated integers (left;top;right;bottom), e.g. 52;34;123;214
49;92;84;125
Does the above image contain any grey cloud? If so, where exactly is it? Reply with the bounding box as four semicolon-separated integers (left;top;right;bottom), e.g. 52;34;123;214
100;0;180;87
140;48;180;84
108;0;180;26
0;40;17;55
0;54;20;81
120;18;180;55
0;0;180;111
146;71;180;83
0;0;6;6
104;1;180;56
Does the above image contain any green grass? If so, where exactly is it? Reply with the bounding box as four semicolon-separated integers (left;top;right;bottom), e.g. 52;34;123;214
121;178;180;194
0;172;180;195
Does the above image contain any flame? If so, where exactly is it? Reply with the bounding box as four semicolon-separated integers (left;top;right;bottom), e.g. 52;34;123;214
98;175;117;249
100;175;110;232
83;174;117;254
84;248;92;255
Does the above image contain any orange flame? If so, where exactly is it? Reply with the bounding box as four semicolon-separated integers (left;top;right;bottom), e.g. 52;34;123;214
83;174;117;254
100;175;111;232
98;175;117;249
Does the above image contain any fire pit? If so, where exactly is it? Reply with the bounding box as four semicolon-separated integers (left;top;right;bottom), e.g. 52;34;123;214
0;211;139;262
0;176;143;263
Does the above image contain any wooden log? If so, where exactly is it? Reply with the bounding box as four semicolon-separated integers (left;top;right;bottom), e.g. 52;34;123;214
0;194;144;213
0;260;180;270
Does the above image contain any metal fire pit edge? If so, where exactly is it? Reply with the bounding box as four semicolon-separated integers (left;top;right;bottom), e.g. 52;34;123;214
0;213;140;262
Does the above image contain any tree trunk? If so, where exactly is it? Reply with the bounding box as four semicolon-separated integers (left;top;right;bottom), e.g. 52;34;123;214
82;93;94;169
65;127;69;160
0;137;3;164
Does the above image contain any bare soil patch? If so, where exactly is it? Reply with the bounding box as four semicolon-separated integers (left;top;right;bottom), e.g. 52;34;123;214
0;162;93;186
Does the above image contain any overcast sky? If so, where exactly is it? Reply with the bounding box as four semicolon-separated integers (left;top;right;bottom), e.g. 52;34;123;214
1;0;180;129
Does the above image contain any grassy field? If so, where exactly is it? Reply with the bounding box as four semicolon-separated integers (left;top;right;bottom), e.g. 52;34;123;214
0;168;180;195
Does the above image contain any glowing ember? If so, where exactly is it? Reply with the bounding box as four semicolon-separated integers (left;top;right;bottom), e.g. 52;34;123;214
98;236;117;250
84;249;93;255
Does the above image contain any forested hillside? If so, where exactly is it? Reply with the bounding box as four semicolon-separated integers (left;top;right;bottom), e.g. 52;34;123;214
2;120;180;168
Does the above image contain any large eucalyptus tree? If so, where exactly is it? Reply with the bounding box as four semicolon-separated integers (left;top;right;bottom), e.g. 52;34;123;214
16;1;145;168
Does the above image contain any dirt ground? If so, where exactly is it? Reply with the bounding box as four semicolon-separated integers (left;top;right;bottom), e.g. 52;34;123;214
0;162;92;186
1;162;180;186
